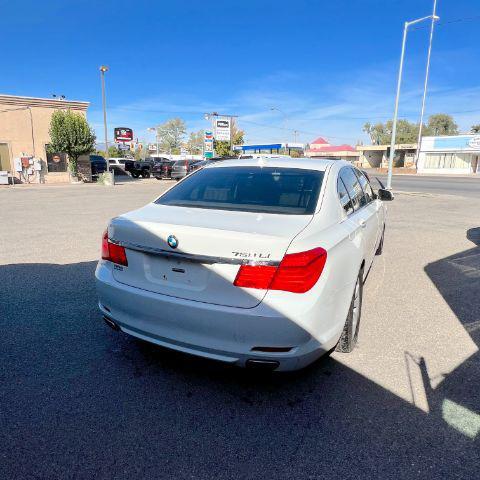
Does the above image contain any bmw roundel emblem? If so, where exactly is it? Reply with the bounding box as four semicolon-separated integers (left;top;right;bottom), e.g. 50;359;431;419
167;235;179;249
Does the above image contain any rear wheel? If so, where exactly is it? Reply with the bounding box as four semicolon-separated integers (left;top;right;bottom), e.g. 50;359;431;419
155;176;162;181
335;269;363;353
141;170;150;178
131;172;140;179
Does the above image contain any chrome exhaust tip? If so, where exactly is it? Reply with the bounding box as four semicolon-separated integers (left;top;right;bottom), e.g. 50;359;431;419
103;316;120;331
246;359;280;370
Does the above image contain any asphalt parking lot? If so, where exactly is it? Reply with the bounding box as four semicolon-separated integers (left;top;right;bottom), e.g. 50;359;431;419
1;179;478;479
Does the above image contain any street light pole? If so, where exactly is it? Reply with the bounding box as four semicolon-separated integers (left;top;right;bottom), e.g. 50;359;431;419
99;65;109;172
415;0;439;166
386;13;439;190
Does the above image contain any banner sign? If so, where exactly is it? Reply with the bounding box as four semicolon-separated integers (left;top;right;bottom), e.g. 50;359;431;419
114;127;133;143
214;118;231;142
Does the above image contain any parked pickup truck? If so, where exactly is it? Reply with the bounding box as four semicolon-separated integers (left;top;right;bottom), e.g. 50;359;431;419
124;159;152;178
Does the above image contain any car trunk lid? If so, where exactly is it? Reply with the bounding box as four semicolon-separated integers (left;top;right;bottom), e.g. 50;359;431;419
109;203;313;308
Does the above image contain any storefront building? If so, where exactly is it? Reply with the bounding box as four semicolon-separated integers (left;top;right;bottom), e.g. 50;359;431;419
356;144;417;169
0;94;89;183
305;137;359;162
417;135;480;174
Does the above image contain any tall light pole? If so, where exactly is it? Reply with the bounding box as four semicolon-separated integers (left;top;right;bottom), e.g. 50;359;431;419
99;65;109;172
415;0;439;166
386;12;439;190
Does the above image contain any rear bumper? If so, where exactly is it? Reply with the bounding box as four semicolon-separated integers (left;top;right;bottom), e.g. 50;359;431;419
95;262;335;371
171;171;187;179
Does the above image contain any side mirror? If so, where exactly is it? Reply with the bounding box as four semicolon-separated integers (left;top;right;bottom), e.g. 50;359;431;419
378;188;394;201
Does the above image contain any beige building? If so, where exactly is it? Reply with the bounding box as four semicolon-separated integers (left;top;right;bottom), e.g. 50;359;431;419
0;94;89;183
355;144;417;169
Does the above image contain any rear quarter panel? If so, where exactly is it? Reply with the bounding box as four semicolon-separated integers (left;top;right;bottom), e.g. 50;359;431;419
265;162;364;342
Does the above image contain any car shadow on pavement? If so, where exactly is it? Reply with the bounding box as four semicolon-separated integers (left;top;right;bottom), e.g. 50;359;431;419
1;260;479;479
422;227;480;439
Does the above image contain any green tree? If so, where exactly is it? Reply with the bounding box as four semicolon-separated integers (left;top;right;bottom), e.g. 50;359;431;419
426;114;458;136
107;146;121;158
187;130;204;154
363;119;430;145
386;119;421;144
95;146;123;158
214;122;244;156
156;118;186;153
48;110;96;175
471;124;480;134
363;122;389;145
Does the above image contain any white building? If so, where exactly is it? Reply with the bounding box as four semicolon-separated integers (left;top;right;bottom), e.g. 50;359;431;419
418;135;480;174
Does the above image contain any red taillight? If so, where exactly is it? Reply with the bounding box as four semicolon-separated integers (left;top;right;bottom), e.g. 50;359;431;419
233;265;277;289
101;230;128;266
233;248;327;294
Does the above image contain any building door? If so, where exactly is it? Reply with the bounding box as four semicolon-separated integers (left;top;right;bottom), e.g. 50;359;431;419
0;143;11;171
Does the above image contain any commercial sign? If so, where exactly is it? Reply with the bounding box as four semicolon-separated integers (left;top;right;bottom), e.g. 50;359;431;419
114;127;133;143
148;143;157;152
204;131;214;159
425;135;480;152
118;143;130;151
468;136;480;149
214;118;231;142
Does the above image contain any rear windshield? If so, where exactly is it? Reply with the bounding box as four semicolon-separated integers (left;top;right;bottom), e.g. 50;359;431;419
155;166;324;214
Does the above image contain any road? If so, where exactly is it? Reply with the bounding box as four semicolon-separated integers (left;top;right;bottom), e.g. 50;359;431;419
0;180;479;479
368;171;480;198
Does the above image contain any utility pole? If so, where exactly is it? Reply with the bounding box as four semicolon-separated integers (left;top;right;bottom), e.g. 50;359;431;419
99;65;109;172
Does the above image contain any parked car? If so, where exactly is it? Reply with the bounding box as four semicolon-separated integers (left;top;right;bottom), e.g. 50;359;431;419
151;158;175;180
170;159;201;180
96;158;393;371
90;155;107;177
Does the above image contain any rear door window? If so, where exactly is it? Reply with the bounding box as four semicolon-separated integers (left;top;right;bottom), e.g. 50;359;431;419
355;169;375;204
337;177;354;215
156;166;324;215
339;167;364;211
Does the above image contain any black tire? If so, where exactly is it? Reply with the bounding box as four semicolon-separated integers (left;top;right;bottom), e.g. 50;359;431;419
375;227;385;256
335;269;364;353
141;170;150;178
155;176;162;180
131;172;140;179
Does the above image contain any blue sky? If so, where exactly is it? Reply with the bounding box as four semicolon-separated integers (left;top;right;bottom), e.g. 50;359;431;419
2;0;479;145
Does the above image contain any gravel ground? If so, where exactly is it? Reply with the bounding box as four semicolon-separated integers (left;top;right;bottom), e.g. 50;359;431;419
0;178;478;479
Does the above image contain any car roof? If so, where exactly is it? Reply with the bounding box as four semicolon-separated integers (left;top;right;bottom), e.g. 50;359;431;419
205;156;348;172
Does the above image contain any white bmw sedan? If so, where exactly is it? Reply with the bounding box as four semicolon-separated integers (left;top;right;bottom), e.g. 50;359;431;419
95;158;392;371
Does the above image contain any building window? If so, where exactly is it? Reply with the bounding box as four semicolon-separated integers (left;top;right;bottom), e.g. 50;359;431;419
424;153;471;169
46;145;67;172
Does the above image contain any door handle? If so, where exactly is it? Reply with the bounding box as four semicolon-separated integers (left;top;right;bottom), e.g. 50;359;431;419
358;219;367;229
